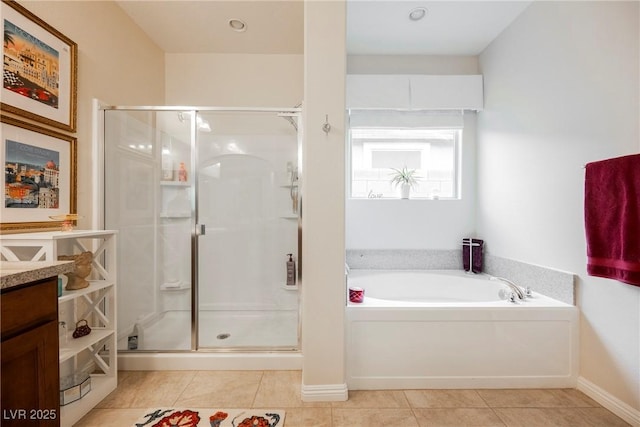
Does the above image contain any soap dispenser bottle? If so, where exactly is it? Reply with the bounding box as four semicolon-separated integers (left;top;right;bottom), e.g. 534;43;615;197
286;254;296;286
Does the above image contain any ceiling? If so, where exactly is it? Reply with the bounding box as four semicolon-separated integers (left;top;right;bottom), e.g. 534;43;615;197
116;1;304;54
348;1;532;55
116;0;532;56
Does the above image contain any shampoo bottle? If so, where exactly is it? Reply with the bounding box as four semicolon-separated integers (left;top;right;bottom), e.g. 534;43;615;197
286;254;296;286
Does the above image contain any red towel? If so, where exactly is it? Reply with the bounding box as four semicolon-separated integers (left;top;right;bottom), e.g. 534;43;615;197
584;153;640;287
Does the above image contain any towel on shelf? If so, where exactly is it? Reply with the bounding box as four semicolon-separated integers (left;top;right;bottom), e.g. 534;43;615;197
462;238;484;273
584;153;640;287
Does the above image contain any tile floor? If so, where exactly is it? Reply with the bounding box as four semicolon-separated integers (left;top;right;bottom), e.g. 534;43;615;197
75;370;631;427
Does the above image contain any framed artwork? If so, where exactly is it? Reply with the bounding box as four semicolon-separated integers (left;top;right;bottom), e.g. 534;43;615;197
1;0;77;132
1;115;77;231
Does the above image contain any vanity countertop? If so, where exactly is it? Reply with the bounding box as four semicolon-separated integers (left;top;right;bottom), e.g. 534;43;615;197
0;261;75;290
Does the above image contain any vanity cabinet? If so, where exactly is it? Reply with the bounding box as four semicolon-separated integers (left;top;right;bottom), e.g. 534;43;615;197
1;277;60;426
1;230;118;427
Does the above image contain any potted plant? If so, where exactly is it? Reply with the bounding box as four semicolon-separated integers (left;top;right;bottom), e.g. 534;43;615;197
389;166;420;199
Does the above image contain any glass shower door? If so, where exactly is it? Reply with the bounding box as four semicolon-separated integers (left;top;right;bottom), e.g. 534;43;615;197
195;110;300;349
105;109;193;351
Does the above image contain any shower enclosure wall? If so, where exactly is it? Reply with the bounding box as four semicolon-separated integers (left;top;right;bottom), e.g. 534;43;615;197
103;107;301;354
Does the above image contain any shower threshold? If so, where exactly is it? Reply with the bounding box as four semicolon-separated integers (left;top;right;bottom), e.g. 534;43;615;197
117;309;302;370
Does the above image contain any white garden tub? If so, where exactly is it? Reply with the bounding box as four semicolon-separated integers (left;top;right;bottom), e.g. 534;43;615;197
346;270;578;389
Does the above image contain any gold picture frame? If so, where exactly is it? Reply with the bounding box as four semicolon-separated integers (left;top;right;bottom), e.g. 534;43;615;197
1;0;78;132
1;115;77;231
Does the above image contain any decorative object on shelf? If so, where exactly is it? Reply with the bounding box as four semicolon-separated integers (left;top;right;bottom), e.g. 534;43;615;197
59;372;91;406
72;319;91;339
58;251;92;289
349;286;365;303
1;116;77;231
1;0;78;131
49;213;82;231
389;166;421;199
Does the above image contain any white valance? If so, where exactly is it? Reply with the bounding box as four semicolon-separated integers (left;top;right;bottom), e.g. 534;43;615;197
346;74;484;111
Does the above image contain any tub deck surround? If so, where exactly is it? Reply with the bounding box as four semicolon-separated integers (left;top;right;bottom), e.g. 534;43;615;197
345;249;576;304
346;249;462;270
346;270;570;308
345;269;579;390
483;254;575;305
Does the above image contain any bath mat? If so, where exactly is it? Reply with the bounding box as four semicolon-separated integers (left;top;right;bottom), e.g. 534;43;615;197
133;408;285;427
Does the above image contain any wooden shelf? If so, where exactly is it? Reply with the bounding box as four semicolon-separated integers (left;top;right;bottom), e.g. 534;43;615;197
2;230;118;427
58;280;114;303
59;328;114;363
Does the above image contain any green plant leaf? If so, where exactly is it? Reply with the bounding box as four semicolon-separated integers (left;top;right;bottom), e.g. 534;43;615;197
389;166;421;188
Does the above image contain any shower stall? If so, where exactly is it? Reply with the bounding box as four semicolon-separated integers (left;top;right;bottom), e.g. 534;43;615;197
102;107;301;357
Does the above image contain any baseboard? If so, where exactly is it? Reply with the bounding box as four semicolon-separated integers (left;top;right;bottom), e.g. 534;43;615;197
577;376;640;427
301;383;348;402
118;352;303;371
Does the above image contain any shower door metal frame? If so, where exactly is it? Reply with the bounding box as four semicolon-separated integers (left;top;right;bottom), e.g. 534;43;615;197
101;105;303;353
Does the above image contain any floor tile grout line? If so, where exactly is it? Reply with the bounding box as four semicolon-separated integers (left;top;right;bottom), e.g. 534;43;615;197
250;370;266;408
488;406;509;427
170;370;198;407
474;388;493;409
408;406;420;426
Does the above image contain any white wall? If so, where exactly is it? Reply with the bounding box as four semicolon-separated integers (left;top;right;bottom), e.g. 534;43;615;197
346;113;476;250
478;0;640;415
301;0;347;399
344;55;479;250
6;1;166;230
348;55;478;75
165;53;302;107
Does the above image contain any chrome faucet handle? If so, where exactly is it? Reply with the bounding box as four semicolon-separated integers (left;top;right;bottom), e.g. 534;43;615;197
524;286;532;298
498;289;518;303
491;276;525;301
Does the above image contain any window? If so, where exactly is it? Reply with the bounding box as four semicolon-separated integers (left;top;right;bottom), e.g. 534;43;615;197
349;112;462;199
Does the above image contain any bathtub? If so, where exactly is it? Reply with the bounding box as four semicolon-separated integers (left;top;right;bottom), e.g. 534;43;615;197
346;269;578;390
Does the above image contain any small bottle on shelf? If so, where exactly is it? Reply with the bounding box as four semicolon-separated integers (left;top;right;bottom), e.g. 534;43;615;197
178;162;188;182
161;155;174;181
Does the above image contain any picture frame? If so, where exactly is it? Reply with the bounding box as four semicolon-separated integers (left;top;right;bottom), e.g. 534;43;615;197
1;115;77;231
1;0;78;132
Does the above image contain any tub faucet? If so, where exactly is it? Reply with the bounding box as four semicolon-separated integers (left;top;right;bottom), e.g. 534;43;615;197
490;276;526;301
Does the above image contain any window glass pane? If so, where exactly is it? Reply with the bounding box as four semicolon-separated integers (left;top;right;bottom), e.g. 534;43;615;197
350;127;460;199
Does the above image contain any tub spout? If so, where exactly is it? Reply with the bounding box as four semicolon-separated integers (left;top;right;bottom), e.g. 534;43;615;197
490;276;526;301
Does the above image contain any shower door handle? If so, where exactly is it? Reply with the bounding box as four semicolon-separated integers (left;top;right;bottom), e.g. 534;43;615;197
196;224;206;236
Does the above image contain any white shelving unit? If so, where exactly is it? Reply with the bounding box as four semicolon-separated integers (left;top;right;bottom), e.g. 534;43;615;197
0;230;118;427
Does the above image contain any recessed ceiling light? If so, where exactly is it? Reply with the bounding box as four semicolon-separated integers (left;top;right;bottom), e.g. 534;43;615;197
228;19;247;32
409;7;427;21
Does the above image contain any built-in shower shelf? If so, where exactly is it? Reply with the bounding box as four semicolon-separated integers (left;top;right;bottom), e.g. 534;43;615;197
160;212;191;218
161;181;190;187
278;182;298;188
282;284;299;290
279;215;298;219
160;283;191;292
